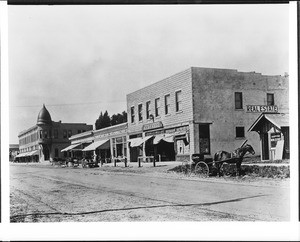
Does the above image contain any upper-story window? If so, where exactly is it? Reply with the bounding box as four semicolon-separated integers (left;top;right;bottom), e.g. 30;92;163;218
63;130;67;139
165;94;170;115
44;130;48;139
130;106;135;123
175;90;182;112
68;130;72;138
54;129;58;139
155;98;160;117
235;92;243;109
146;101;151;119
267;93;274;105
138;104;143;121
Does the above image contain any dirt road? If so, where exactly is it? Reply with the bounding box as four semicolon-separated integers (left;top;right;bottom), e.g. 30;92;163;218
10;162;289;222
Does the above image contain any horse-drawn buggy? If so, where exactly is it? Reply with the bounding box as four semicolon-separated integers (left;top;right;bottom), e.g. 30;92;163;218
181;142;255;177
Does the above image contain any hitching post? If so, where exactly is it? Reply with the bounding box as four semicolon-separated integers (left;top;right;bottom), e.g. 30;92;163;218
138;157;141;167
124;157;127;167
153;157;156;167
114;158;117;167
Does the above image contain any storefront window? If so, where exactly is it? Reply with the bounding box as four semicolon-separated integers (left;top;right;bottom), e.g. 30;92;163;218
176;139;190;155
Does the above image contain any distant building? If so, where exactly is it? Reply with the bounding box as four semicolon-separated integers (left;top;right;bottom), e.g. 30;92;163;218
9;144;19;162
66;123;128;163
126;67;289;162
16;105;93;162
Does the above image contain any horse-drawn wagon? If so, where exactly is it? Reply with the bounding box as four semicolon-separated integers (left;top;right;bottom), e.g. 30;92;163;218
181;143;255;177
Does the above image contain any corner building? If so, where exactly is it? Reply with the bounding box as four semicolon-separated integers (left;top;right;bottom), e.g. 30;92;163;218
17;105;93;162
126;67;289;162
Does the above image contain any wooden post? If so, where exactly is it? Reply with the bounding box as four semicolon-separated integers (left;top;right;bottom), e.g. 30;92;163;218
114;158;117;167
153;156;156;167
138;157;141;167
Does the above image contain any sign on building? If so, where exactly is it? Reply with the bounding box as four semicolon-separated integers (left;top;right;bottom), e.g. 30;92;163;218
246;105;278;113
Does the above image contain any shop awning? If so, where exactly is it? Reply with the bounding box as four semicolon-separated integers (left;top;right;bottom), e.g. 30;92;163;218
129;136;153;147
28;150;39;156
248;113;289;132
15;152;27;158
153;134;174;144
61;143;82;152
82;139;110;151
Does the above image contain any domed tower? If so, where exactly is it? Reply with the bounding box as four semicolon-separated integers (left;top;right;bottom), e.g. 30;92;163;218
37;104;52;125
37;104;53;161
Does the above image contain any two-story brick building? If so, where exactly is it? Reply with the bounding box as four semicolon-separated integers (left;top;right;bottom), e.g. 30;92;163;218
126;67;289;162
16;105;93;162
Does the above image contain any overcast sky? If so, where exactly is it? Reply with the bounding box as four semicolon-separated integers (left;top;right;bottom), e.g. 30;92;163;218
8;4;289;144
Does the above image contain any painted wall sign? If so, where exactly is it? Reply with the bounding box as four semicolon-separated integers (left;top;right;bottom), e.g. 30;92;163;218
246;105;278;113
143;121;163;131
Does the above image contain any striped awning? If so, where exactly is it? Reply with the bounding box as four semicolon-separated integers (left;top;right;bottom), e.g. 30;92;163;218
129;136;153;147
61;143;82;152
82;139;110;151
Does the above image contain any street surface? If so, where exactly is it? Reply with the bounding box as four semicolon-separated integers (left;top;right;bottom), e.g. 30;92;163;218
10;162;290;222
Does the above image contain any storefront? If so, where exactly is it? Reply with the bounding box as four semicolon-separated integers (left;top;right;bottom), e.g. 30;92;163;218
128;121;190;162
68;123;128;163
248;113;289;161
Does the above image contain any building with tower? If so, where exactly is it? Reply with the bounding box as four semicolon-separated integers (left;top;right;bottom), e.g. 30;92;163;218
16;104;93;162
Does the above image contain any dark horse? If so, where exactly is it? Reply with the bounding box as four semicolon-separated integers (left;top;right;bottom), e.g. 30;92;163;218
214;144;255;176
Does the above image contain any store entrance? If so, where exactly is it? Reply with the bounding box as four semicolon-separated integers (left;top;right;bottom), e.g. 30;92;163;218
155;140;175;161
262;133;269;160
199;124;210;154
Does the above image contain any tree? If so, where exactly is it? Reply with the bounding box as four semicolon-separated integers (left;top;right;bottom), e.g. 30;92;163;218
95;110;127;130
95;111;111;130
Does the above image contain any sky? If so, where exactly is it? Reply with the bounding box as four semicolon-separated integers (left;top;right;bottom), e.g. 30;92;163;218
8;4;289;144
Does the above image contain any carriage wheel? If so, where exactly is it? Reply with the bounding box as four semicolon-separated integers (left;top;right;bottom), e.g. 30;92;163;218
194;162;209;178
180;161;192;176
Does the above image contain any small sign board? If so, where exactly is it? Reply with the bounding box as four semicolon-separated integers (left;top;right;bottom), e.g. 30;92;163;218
143;121;163;131
246;105;278;113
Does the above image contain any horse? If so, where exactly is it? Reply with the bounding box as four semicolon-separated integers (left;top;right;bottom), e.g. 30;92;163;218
213;144;255;176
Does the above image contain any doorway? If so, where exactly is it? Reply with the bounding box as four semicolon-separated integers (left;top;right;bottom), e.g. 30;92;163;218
262;133;269;160
199;124;210;154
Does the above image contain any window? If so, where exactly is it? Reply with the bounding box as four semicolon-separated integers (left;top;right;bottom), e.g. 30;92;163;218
39;130;43;139
175;90;182;112
138;104;143;121
44;130;48;139
176;139;190;155
68;130;72;138
267;93;274;106
165;94;170;115
236;127;245;138
235;92;243;109
63;130;67;139
78;130;81;134
54;129;58;139
155;98;160;117
131;106;135;123
146;101;151;119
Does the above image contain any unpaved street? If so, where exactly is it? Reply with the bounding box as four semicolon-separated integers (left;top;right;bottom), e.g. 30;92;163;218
10;162;290;222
